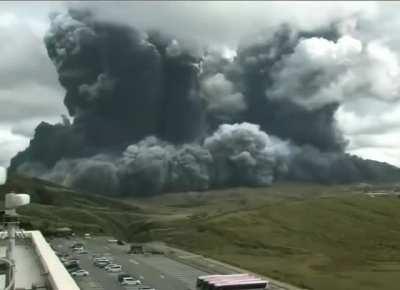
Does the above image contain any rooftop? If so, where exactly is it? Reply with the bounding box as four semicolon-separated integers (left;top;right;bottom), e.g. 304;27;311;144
0;238;45;289
0;230;79;290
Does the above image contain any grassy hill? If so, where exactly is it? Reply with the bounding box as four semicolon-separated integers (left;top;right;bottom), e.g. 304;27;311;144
126;185;400;290
0;175;147;237
2;175;400;290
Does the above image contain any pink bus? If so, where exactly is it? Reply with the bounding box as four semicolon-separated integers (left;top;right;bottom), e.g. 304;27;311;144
197;274;270;290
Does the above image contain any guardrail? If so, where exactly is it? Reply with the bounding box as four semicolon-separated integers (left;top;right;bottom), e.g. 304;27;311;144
25;231;80;290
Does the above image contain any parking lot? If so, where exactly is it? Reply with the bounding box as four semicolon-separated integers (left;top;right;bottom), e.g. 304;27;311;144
50;236;207;290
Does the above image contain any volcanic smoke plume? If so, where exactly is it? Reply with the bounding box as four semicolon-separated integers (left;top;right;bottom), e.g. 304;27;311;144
10;8;400;196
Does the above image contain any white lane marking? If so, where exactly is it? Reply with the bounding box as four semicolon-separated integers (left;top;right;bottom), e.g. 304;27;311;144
129;259;139;265
178;254;201;259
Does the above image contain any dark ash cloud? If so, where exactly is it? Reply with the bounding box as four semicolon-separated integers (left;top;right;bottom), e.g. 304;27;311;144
10;7;400;196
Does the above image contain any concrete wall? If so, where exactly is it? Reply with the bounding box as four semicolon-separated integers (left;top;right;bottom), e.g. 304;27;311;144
28;231;80;290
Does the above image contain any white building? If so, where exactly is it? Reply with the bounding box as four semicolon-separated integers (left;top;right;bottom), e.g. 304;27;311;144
0;189;79;290
0;230;79;290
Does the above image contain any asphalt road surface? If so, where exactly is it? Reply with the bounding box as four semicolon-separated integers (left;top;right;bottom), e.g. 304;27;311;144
51;236;207;290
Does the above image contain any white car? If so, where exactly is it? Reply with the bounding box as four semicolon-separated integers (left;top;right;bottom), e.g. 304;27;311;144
105;264;122;272
104;263;119;269
93;256;108;261
121;277;142;286
71;270;89;277
138;286;156;290
94;259;109;265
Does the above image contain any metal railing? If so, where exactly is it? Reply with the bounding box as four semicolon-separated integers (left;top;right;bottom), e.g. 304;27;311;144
0;258;15;290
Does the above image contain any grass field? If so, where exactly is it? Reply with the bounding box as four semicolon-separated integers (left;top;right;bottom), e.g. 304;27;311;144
2;175;400;290
127;185;400;290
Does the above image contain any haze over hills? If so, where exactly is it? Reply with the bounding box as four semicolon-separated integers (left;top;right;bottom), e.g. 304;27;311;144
8;6;400;197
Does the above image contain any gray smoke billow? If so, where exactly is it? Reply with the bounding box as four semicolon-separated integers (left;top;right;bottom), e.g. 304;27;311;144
118;137;213;195
204;123;290;187
9;8;400;196
18;123;289;196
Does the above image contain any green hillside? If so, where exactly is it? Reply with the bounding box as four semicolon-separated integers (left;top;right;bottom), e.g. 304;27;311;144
2;175;400;290
126;185;400;290
0;175;146;237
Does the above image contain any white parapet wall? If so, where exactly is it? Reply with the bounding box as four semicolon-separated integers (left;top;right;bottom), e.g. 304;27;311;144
28;231;80;290
0;230;79;290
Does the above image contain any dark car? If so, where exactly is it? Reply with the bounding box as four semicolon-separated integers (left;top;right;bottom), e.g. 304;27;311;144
65;258;80;264
118;273;132;282
65;261;80;269
65;261;81;273
117;240;125;245
67;265;81;273
76;249;88;254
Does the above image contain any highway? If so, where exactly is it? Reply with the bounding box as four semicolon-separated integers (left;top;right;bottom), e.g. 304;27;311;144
50;236;303;290
50;236;207;290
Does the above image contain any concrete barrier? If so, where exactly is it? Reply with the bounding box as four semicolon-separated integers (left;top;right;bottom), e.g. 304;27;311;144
25;231;80;290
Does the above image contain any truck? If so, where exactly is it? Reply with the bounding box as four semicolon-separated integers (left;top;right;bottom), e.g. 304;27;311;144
196;274;270;290
128;244;144;254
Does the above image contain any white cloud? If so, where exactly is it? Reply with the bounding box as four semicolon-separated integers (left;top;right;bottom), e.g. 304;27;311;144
262;28;400;169
0;166;6;185
0;127;29;167
336;101;400;167
348;147;400;168
267;35;400;109
336;104;400;136
200;73;246;116
0;4;67;168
